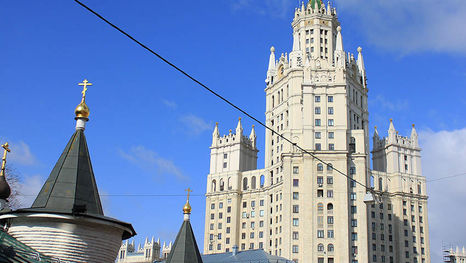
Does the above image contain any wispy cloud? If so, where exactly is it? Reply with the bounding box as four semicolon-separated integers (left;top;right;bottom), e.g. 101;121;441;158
162;99;178;110
6;141;37;166
119;146;187;181
335;0;466;55
419;128;466;261
179;114;212;135
16;174;44;208
369;95;409;112
229;0;295;18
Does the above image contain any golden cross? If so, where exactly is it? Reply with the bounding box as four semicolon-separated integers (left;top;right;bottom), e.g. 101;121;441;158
78;79;92;101
185;188;193;201
1;142;11;177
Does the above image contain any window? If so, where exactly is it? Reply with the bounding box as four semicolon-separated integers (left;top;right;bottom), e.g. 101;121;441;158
351;219;358;227
328;216;334;224
329;143;335;150
317;189;324;197
293;179;299;187
293;192;299;200
327;177;333;184
328;107;334;115
293;218;299;226
317;243;324;252
351;232;358;241
328;244;334;252
293;245;299;253
315;96;321;102
327;190;334;198
317;230;324;238
293;166;299;174
328;96;334;102
293;231;299;240
350;192;357;200
317;176;324;185
315;132;322;139
293;205;299;213
317;163;324;171
318;203;324;212
329;132;334;139
224;153;228;159
243;178;248;190
351;206;357;214
328;119;334;126
260;175;265;188
327;203;333;211
315;119;321;126
315;143;322;150
315;107;321;114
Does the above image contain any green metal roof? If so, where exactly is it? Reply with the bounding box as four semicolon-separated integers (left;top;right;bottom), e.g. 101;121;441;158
29;129;103;215
0;230;58;263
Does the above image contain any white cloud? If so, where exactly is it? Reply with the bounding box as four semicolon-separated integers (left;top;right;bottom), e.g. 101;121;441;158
335;0;466;55
370;95;409;112
179;114;212;135
419;128;466;261
119;146;187;181
162;99;178;110
3;141;37;166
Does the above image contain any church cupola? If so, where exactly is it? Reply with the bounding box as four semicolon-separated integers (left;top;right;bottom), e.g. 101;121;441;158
0;79;136;262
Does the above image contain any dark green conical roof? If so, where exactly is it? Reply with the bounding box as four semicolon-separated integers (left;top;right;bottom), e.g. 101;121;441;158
30;129;103;215
166;220;203;263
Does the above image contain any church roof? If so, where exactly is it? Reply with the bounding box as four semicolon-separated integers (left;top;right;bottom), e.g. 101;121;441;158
28;129;103;215
166;220;203;263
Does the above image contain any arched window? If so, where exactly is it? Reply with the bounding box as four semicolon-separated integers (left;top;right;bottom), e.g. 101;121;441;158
317;163;324;172
328;244;334;252
251;176;257;189
327;203;334;211
327;163;333;172
260;175;265;188
227;177;232;190
212;180;216;192
219;179;225;191
318;203;324;213
378;178;383;191
243;178;248;191
317;243;324;252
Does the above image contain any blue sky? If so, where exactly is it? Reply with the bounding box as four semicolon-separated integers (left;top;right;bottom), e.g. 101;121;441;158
1;0;466;261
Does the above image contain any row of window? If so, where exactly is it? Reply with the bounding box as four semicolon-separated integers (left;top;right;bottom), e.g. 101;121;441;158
315;131;334;139
315;119;335;126
315;106;334;115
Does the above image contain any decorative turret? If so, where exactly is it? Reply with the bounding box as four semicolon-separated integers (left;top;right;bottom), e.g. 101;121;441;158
335;26;346;68
236;117;243;136
266;46;276;85
249;125;256;148
388;118;396;143
411;124;419;147
212;122;219;147
0;142;11;212
357;47;366;78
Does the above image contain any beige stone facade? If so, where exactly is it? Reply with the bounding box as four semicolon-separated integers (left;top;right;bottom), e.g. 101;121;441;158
204;1;430;262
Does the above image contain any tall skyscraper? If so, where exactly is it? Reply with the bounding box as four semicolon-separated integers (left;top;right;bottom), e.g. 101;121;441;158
204;1;430;262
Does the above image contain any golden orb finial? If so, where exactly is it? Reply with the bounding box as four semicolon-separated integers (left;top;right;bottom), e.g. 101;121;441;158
183;188;193;214
75;79;92;119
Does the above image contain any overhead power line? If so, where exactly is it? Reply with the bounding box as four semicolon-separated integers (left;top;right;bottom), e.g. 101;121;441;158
73;0;369;190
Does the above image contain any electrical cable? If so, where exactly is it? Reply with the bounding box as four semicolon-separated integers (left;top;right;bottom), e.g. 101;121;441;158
73;0;370;191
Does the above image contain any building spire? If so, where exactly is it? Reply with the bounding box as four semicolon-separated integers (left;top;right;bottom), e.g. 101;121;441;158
249;125;256;148
0;142;12;202
236;117;243;136
411;124;419;147
266;47;276;84
336;26;344;52
183;188;192;221
357;47;365;74
212;122;219;146
388;119;396;143
75;79;92;130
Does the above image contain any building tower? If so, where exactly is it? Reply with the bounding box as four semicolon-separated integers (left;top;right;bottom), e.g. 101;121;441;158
0;79;136;263
371;121;430;263
204;1;430;262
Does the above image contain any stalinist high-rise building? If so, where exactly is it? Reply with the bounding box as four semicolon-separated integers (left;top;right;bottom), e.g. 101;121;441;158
204;1;430;262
